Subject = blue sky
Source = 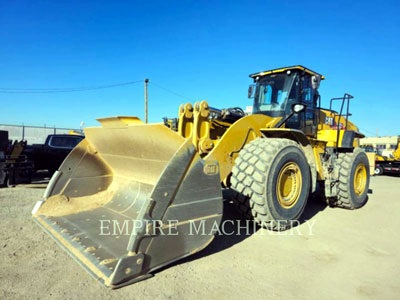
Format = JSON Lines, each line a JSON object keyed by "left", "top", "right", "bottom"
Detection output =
{"left": 0, "top": 0, "right": 399, "bottom": 136}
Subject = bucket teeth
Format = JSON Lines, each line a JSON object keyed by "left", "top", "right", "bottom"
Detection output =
{"left": 85, "top": 246, "right": 96, "bottom": 253}
{"left": 100, "top": 258, "right": 117, "bottom": 265}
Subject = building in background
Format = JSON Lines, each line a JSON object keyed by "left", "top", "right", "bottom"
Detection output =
{"left": 360, "top": 136, "right": 399, "bottom": 157}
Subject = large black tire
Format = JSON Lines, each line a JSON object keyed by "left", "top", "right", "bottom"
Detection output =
{"left": 374, "top": 165, "right": 383, "bottom": 176}
{"left": 0, "top": 174, "right": 7, "bottom": 188}
{"left": 230, "top": 138, "right": 310, "bottom": 230}
{"left": 333, "top": 148, "right": 370, "bottom": 209}
{"left": 1, "top": 174, "right": 11, "bottom": 188}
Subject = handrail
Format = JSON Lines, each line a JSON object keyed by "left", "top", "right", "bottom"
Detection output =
{"left": 330, "top": 93, "right": 354, "bottom": 151}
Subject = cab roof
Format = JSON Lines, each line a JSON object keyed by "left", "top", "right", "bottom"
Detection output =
{"left": 249, "top": 65, "right": 325, "bottom": 80}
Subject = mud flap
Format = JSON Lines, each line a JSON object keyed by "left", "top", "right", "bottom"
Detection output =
{"left": 33, "top": 119, "right": 223, "bottom": 288}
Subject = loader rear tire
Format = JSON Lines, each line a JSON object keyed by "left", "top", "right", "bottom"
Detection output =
{"left": 333, "top": 148, "right": 370, "bottom": 209}
{"left": 230, "top": 138, "right": 310, "bottom": 231}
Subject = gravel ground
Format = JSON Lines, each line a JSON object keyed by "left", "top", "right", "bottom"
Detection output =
{"left": 1, "top": 175, "right": 399, "bottom": 300}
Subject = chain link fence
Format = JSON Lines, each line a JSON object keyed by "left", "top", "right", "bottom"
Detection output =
{"left": 0, "top": 124, "right": 82, "bottom": 145}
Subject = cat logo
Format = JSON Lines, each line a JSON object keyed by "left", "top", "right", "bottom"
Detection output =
{"left": 325, "top": 117, "right": 334, "bottom": 127}
{"left": 203, "top": 162, "right": 219, "bottom": 175}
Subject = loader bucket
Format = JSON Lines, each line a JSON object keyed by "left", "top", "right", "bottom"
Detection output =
{"left": 32, "top": 117, "right": 223, "bottom": 288}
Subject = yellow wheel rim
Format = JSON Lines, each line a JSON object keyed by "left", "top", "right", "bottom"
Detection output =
{"left": 276, "top": 162, "right": 302, "bottom": 209}
{"left": 354, "top": 163, "right": 367, "bottom": 196}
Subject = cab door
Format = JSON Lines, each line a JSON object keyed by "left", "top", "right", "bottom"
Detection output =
{"left": 301, "top": 76, "right": 317, "bottom": 136}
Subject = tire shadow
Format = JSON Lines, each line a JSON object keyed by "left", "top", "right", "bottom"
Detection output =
{"left": 298, "top": 192, "right": 328, "bottom": 224}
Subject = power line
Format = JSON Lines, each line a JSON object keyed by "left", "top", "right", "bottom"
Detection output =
{"left": 0, "top": 80, "right": 142, "bottom": 93}
{"left": 0, "top": 78, "right": 194, "bottom": 104}
{"left": 358, "top": 126, "right": 378, "bottom": 137}
{"left": 149, "top": 81, "right": 193, "bottom": 101}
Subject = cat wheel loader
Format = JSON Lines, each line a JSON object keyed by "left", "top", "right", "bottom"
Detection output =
{"left": 32, "top": 66, "right": 370, "bottom": 288}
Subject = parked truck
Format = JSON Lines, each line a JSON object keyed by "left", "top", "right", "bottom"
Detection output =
{"left": 25, "top": 134, "right": 84, "bottom": 174}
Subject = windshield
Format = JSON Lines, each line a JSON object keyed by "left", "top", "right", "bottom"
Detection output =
{"left": 49, "top": 136, "right": 83, "bottom": 149}
{"left": 253, "top": 73, "right": 297, "bottom": 114}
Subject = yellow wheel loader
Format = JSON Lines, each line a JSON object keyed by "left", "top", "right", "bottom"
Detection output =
{"left": 32, "top": 66, "right": 370, "bottom": 288}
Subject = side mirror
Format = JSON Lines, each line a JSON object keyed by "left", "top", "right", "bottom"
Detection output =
{"left": 248, "top": 84, "right": 255, "bottom": 98}
{"left": 311, "top": 75, "right": 320, "bottom": 90}
{"left": 292, "top": 103, "right": 306, "bottom": 113}
{"left": 275, "top": 103, "right": 306, "bottom": 128}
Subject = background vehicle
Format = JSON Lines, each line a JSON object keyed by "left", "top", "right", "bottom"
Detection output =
{"left": 0, "top": 130, "right": 34, "bottom": 187}
{"left": 33, "top": 66, "right": 370, "bottom": 288}
{"left": 374, "top": 138, "right": 400, "bottom": 175}
{"left": 25, "top": 134, "right": 84, "bottom": 174}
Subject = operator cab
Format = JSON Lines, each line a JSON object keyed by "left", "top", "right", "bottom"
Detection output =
{"left": 249, "top": 66, "right": 325, "bottom": 136}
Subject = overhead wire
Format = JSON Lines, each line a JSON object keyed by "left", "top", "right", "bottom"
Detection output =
{"left": 149, "top": 81, "right": 193, "bottom": 101}
{"left": 0, "top": 80, "right": 143, "bottom": 93}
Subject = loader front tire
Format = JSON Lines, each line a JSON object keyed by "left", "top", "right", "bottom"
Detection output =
{"left": 333, "top": 149, "right": 370, "bottom": 209}
{"left": 230, "top": 138, "right": 310, "bottom": 231}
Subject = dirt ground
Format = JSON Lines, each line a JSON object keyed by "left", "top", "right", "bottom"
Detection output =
{"left": 1, "top": 175, "right": 399, "bottom": 300}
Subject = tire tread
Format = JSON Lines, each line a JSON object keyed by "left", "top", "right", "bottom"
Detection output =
{"left": 230, "top": 138, "right": 302, "bottom": 230}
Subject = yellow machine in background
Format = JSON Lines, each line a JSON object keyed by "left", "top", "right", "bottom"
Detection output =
{"left": 374, "top": 138, "right": 400, "bottom": 175}
{"left": 375, "top": 138, "right": 400, "bottom": 161}
{"left": 33, "top": 66, "right": 370, "bottom": 288}
{"left": 0, "top": 138, "right": 34, "bottom": 187}
{"left": 68, "top": 129, "right": 84, "bottom": 136}
{"left": 391, "top": 141, "right": 400, "bottom": 160}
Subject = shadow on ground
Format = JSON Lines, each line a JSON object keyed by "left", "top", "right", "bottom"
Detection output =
{"left": 300, "top": 193, "right": 327, "bottom": 223}
{"left": 11, "top": 172, "right": 50, "bottom": 189}
{"left": 155, "top": 192, "right": 327, "bottom": 273}
{"left": 382, "top": 174, "right": 400, "bottom": 178}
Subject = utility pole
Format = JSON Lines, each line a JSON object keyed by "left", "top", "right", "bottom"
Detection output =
{"left": 144, "top": 78, "right": 149, "bottom": 123}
